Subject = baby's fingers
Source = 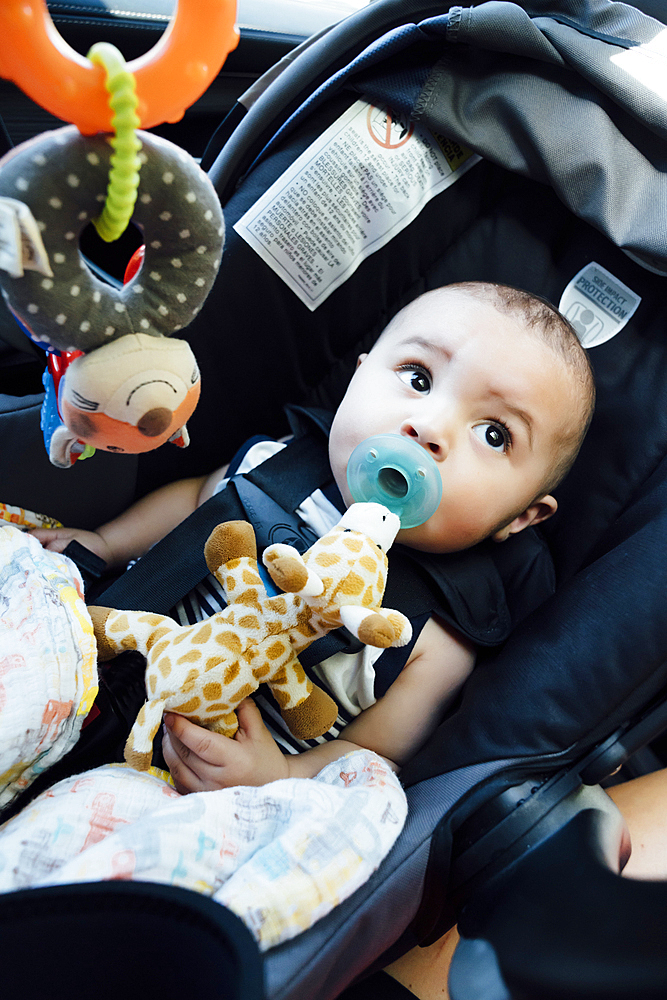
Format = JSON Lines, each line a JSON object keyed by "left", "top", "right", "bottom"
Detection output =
{"left": 161, "top": 730, "right": 205, "bottom": 794}
{"left": 163, "top": 713, "right": 234, "bottom": 766}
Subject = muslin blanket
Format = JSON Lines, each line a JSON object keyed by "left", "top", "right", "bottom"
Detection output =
{"left": 0, "top": 523, "right": 407, "bottom": 950}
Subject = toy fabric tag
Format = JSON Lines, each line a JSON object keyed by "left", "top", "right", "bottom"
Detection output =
{"left": 234, "top": 101, "right": 481, "bottom": 311}
{"left": 559, "top": 262, "right": 641, "bottom": 348}
{"left": 0, "top": 197, "right": 52, "bottom": 278}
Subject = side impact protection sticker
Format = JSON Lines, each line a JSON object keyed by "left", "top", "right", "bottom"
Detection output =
{"left": 559, "top": 262, "right": 641, "bottom": 347}
{"left": 234, "top": 100, "right": 480, "bottom": 310}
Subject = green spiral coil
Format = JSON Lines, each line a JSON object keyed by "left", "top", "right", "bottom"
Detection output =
{"left": 88, "top": 42, "right": 142, "bottom": 243}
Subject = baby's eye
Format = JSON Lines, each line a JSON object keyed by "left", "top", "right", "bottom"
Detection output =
{"left": 473, "top": 422, "right": 511, "bottom": 452}
{"left": 397, "top": 365, "right": 431, "bottom": 393}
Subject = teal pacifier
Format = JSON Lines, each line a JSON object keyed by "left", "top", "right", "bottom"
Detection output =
{"left": 346, "top": 434, "right": 442, "bottom": 529}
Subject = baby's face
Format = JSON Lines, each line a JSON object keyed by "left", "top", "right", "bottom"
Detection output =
{"left": 329, "top": 289, "right": 581, "bottom": 553}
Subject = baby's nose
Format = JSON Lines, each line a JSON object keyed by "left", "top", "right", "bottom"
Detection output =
{"left": 399, "top": 419, "right": 448, "bottom": 459}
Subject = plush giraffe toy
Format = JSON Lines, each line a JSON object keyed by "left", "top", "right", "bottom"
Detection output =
{"left": 89, "top": 502, "right": 412, "bottom": 771}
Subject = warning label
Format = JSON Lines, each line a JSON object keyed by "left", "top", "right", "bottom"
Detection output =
{"left": 559, "top": 262, "right": 641, "bottom": 348}
{"left": 234, "top": 101, "right": 481, "bottom": 310}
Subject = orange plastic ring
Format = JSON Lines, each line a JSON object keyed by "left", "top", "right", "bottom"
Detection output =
{"left": 0, "top": 0, "right": 239, "bottom": 134}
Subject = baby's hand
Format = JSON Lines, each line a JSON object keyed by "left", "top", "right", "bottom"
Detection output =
{"left": 29, "top": 526, "right": 112, "bottom": 564}
{"left": 162, "top": 699, "right": 290, "bottom": 794}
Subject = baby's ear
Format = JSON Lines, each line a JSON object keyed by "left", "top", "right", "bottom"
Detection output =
{"left": 492, "top": 495, "right": 558, "bottom": 543}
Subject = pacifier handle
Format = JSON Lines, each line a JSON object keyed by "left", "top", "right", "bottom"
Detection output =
{"left": 0, "top": 0, "right": 239, "bottom": 134}
{"left": 346, "top": 434, "right": 443, "bottom": 529}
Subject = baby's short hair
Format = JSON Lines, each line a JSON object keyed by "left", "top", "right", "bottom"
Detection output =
{"left": 442, "top": 281, "right": 596, "bottom": 495}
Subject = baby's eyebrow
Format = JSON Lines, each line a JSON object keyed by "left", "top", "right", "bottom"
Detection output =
{"left": 396, "top": 335, "right": 452, "bottom": 360}
{"left": 488, "top": 390, "right": 534, "bottom": 447}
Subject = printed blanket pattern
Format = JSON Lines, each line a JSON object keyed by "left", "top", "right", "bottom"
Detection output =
{"left": 0, "top": 751, "right": 407, "bottom": 950}
{"left": 0, "top": 525, "right": 97, "bottom": 807}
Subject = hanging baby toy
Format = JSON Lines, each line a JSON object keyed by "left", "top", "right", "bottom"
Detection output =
{"left": 0, "top": 0, "right": 238, "bottom": 466}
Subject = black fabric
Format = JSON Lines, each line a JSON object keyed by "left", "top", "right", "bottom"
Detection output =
{"left": 1, "top": 882, "right": 265, "bottom": 1000}
{"left": 338, "top": 970, "right": 419, "bottom": 999}
{"left": 452, "top": 809, "right": 667, "bottom": 1000}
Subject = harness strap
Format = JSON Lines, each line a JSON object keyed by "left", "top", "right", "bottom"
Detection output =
{"left": 94, "top": 433, "right": 332, "bottom": 613}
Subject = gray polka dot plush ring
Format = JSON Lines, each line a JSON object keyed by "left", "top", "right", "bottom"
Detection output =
{"left": 0, "top": 125, "right": 225, "bottom": 466}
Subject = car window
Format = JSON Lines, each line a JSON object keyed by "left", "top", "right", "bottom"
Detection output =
{"left": 237, "top": 0, "right": 372, "bottom": 35}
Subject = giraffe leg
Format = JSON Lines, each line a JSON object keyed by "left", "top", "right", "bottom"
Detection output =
{"left": 210, "top": 555, "right": 268, "bottom": 607}
{"left": 124, "top": 698, "right": 165, "bottom": 771}
{"left": 268, "top": 655, "right": 339, "bottom": 740}
{"left": 89, "top": 607, "right": 177, "bottom": 661}
{"left": 280, "top": 682, "right": 339, "bottom": 740}
{"left": 204, "top": 521, "right": 257, "bottom": 574}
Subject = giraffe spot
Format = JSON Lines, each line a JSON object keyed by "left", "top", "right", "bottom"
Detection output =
{"left": 191, "top": 622, "right": 212, "bottom": 644}
{"left": 224, "top": 662, "right": 240, "bottom": 684}
{"left": 182, "top": 668, "right": 201, "bottom": 692}
{"left": 360, "top": 555, "right": 378, "bottom": 574}
{"left": 253, "top": 664, "right": 270, "bottom": 679}
{"left": 236, "top": 590, "right": 262, "bottom": 612}
{"left": 266, "top": 620, "right": 285, "bottom": 636}
{"left": 208, "top": 710, "right": 237, "bottom": 727}
{"left": 230, "top": 683, "right": 254, "bottom": 704}
{"left": 239, "top": 615, "right": 260, "bottom": 630}
{"left": 120, "top": 636, "right": 138, "bottom": 651}
{"left": 315, "top": 552, "right": 341, "bottom": 567}
{"left": 363, "top": 585, "right": 376, "bottom": 608}
{"left": 296, "top": 620, "right": 318, "bottom": 639}
{"left": 157, "top": 658, "right": 172, "bottom": 678}
{"left": 109, "top": 614, "right": 130, "bottom": 633}
{"left": 320, "top": 577, "right": 334, "bottom": 592}
{"left": 177, "top": 650, "right": 202, "bottom": 665}
{"left": 267, "top": 596, "right": 287, "bottom": 615}
{"left": 266, "top": 641, "right": 287, "bottom": 660}
{"left": 170, "top": 696, "right": 201, "bottom": 714}
{"left": 173, "top": 632, "right": 189, "bottom": 645}
{"left": 297, "top": 607, "right": 313, "bottom": 628}
{"left": 226, "top": 577, "right": 236, "bottom": 591}
{"left": 343, "top": 537, "right": 364, "bottom": 553}
{"left": 149, "top": 675, "right": 157, "bottom": 694}
{"left": 152, "top": 639, "right": 171, "bottom": 660}
{"left": 216, "top": 632, "right": 242, "bottom": 654}
{"left": 340, "top": 571, "right": 365, "bottom": 597}
{"left": 242, "top": 568, "right": 262, "bottom": 586}
{"left": 203, "top": 682, "right": 222, "bottom": 700}
{"left": 317, "top": 535, "right": 338, "bottom": 546}
{"left": 293, "top": 662, "right": 306, "bottom": 685}
{"left": 272, "top": 687, "right": 290, "bottom": 708}
{"left": 146, "top": 627, "right": 172, "bottom": 650}
{"left": 271, "top": 667, "right": 287, "bottom": 686}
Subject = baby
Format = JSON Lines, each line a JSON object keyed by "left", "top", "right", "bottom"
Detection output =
{"left": 32, "top": 282, "right": 595, "bottom": 793}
